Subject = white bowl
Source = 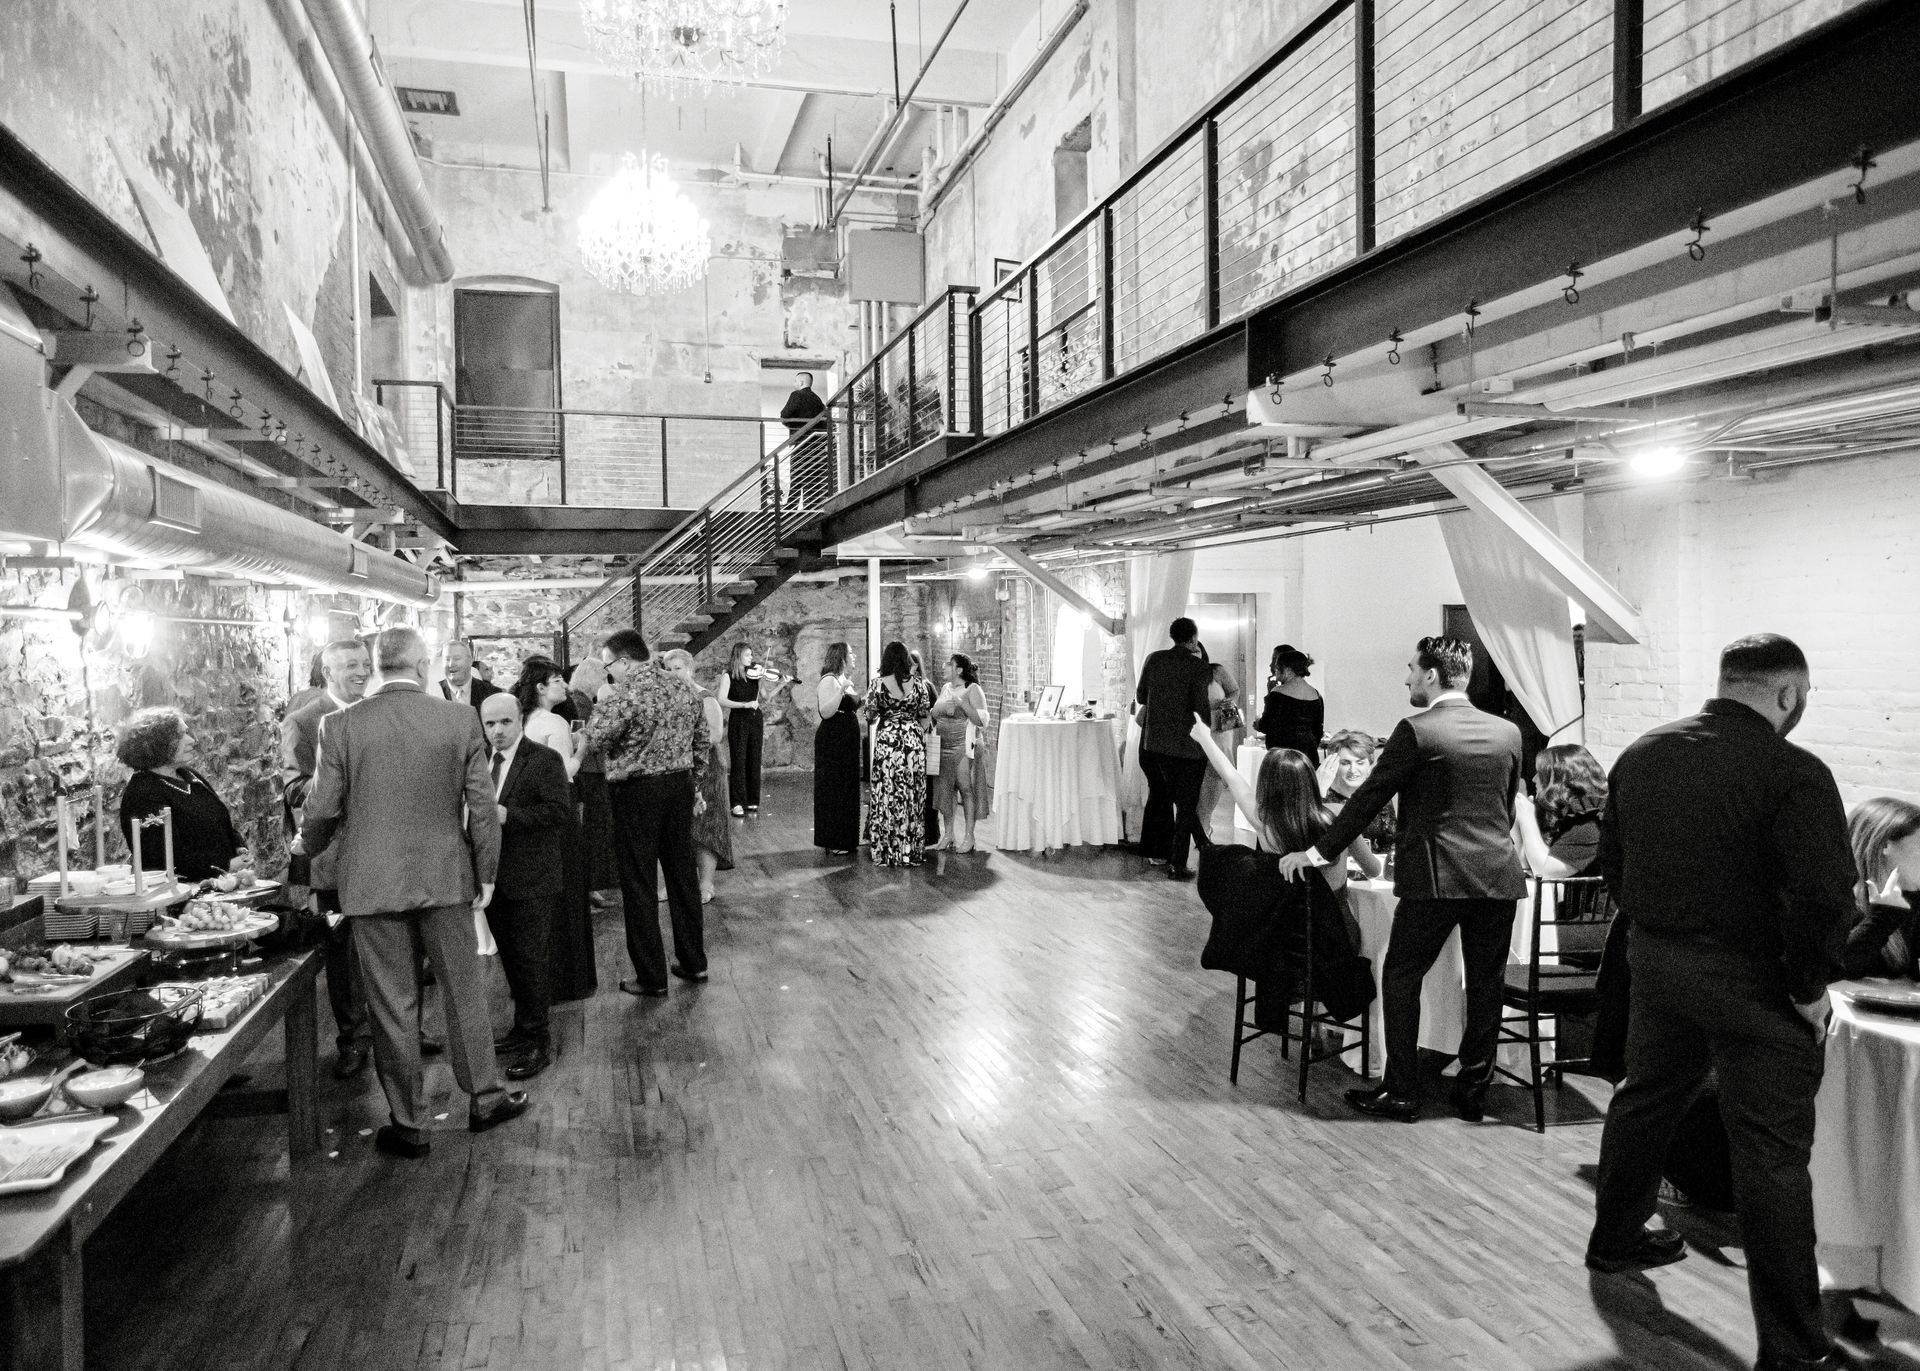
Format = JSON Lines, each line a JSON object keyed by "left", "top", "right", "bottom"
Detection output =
{"left": 64, "top": 1066, "right": 145, "bottom": 1109}
{"left": 66, "top": 872, "right": 106, "bottom": 896}
{"left": 0, "top": 1076, "right": 54, "bottom": 1121}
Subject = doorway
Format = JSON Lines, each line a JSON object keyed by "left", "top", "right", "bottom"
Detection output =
{"left": 453, "top": 283, "right": 563, "bottom": 493}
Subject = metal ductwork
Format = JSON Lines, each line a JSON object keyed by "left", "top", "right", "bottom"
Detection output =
{"left": 301, "top": 0, "right": 455, "bottom": 284}
{"left": 0, "top": 289, "right": 435, "bottom": 605}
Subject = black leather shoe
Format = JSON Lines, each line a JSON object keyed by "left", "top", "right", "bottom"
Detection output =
{"left": 504, "top": 1046, "right": 551, "bottom": 1080}
{"left": 1586, "top": 1227, "right": 1687, "bottom": 1273}
{"left": 1346, "top": 1086, "right": 1420, "bottom": 1122}
{"left": 421, "top": 1037, "right": 445, "bottom": 1058}
{"left": 332, "top": 1046, "right": 370, "bottom": 1080}
{"left": 670, "top": 963, "right": 709, "bottom": 983}
{"left": 1167, "top": 865, "right": 1195, "bottom": 881}
{"left": 468, "top": 1090, "right": 531, "bottom": 1133}
{"left": 620, "top": 979, "right": 669, "bottom": 997}
{"left": 374, "top": 1124, "right": 430, "bottom": 1159}
{"left": 1448, "top": 1076, "right": 1491, "bottom": 1123}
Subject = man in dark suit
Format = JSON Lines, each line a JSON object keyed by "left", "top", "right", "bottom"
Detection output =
{"left": 478, "top": 692, "right": 570, "bottom": 1080}
{"left": 1134, "top": 617, "right": 1218, "bottom": 881}
{"left": 780, "top": 371, "right": 831, "bottom": 507}
{"left": 298, "top": 626, "right": 528, "bottom": 1159}
{"left": 438, "top": 638, "right": 500, "bottom": 712}
{"left": 1585, "top": 635, "right": 1855, "bottom": 1371}
{"left": 280, "top": 637, "right": 373, "bottom": 1078}
{"left": 1279, "top": 636, "right": 1526, "bottom": 1122}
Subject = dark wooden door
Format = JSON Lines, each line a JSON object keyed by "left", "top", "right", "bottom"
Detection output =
{"left": 454, "top": 288, "right": 562, "bottom": 464}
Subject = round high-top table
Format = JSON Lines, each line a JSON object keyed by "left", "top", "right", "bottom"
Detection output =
{"left": 1812, "top": 981, "right": 1920, "bottom": 1309}
{"left": 988, "top": 715, "right": 1122, "bottom": 853}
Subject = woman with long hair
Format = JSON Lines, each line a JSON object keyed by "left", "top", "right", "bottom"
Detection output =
{"left": 1513, "top": 743, "right": 1608, "bottom": 879}
{"left": 813, "top": 641, "right": 863, "bottom": 856}
{"left": 1843, "top": 797, "right": 1920, "bottom": 979}
{"left": 1255, "top": 645, "right": 1324, "bottom": 762}
{"left": 509, "top": 659, "right": 597, "bottom": 1001}
{"left": 721, "top": 642, "right": 784, "bottom": 816}
{"left": 867, "top": 640, "right": 933, "bottom": 866}
{"left": 663, "top": 649, "right": 734, "bottom": 903}
{"left": 1189, "top": 718, "right": 1379, "bottom": 888}
{"left": 929, "top": 653, "right": 989, "bottom": 852}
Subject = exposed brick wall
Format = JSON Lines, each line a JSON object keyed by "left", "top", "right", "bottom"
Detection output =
{"left": 1584, "top": 450, "right": 1920, "bottom": 805}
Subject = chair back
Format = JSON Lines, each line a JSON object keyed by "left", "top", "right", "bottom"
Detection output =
{"left": 1528, "top": 876, "right": 1616, "bottom": 994}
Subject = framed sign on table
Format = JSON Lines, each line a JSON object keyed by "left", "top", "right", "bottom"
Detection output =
{"left": 1035, "top": 685, "right": 1064, "bottom": 719}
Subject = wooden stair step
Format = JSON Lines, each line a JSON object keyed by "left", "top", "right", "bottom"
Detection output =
{"left": 721, "top": 582, "right": 755, "bottom": 596}
{"left": 744, "top": 565, "right": 777, "bottom": 578}
{"left": 699, "top": 600, "right": 735, "bottom": 616}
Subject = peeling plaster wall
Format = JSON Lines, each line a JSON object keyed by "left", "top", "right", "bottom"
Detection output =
{"left": 0, "top": 0, "right": 404, "bottom": 406}
{"left": 409, "top": 165, "right": 857, "bottom": 507}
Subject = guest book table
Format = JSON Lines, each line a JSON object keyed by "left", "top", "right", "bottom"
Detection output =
{"left": 989, "top": 716, "right": 1123, "bottom": 853}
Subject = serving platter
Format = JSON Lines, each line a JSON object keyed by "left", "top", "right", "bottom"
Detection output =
{"left": 142, "top": 911, "right": 279, "bottom": 951}
{"left": 0, "top": 1112, "right": 117, "bottom": 1195}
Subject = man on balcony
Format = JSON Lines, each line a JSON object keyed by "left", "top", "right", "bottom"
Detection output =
{"left": 781, "top": 372, "right": 831, "bottom": 509}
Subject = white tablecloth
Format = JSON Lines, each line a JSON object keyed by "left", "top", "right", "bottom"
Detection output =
{"left": 988, "top": 716, "right": 1123, "bottom": 853}
{"left": 1813, "top": 982, "right": 1920, "bottom": 1308}
{"left": 1342, "top": 880, "right": 1532, "bottom": 1078}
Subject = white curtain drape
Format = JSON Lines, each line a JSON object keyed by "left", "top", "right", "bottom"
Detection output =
{"left": 1438, "top": 511, "right": 1585, "bottom": 744}
{"left": 1121, "top": 551, "right": 1193, "bottom": 836}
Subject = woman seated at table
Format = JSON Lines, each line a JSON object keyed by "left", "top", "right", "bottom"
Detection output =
{"left": 1316, "top": 728, "right": 1395, "bottom": 852}
{"left": 1843, "top": 796, "right": 1920, "bottom": 980}
{"left": 116, "top": 706, "right": 242, "bottom": 881}
{"left": 1511, "top": 743, "right": 1608, "bottom": 879}
{"left": 1189, "top": 718, "right": 1379, "bottom": 889}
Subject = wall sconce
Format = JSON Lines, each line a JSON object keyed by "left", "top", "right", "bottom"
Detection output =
{"left": 117, "top": 609, "right": 157, "bottom": 659}
{"left": 307, "top": 610, "right": 333, "bottom": 644}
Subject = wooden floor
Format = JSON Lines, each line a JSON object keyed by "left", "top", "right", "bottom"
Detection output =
{"left": 85, "top": 774, "right": 1920, "bottom": 1370}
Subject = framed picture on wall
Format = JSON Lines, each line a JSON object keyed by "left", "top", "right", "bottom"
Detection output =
{"left": 993, "top": 257, "right": 1023, "bottom": 302}
{"left": 1035, "top": 684, "right": 1065, "bottom": 719}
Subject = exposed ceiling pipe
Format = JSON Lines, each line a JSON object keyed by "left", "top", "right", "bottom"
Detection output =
{"left": 303, "top": 0, "right": 456, "bottom": 282}
{"left": 921, "top": 0, "right": 1092, "bottom": 218}
{"left": 829, "top": 0, "right": 974, "bottom": 227}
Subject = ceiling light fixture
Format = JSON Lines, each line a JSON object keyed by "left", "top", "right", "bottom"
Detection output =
{"left": 1629, "top": 445, "right": 1688, "bottom": 478}
{"left": 579, "top": 0, "right": 788, "bottom": 95}
{"left": 578, "top": 151, "right": 711, "bottom": 296}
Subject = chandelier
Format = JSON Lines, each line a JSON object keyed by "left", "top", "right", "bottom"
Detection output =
{"left": 579, "top": 0, "right": 789, "bottom": 94}
{"left": 578, "top": 152, "right": 711, "bottom": 296}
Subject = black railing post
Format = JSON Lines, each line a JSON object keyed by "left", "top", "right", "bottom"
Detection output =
{"left": 945, "top": 291, "right": 958, "bottom": 430}
{"left": 435, "top": 386, "right": 447, "bottom": 491}
{"left": 1100, "top": 206, "right": 1116, "bottom": 380}
{"left": 1613, "top": 0, "right": 1645, "bottom": 130}
{"left": 631, "top": 575, "right": 644, "bottom": 636}
{"left": 870, "top": 362, "right": 883, "bottom": 476}
{"left": 970, "top": 301, "right": 984, "bottom": 435}
{"left": 701, "top": 510, "right": 713, "bottom": 605}
{"left": 1204, "top": 118, "right": 1221, "bottom": 328}
{"left": 906, "top": 320, "right": 919, "bottom": 447}
{"left": 558, "top": 411, "right": 569, "bottom": 505}
{"left": 659, "top": 416, "right": 670, "bottom": 506}
{"left": 1354, "top": 0, "right": 1377, "bottom": 253}
{"left": 1025, "top": 267, "right": 1040, "bottom": 418}
{"left": 772, "top": 443, "right": 785, "bottom": 543}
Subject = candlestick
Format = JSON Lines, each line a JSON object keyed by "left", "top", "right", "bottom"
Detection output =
{"left": 132, "top": 817, "right": 144, "bottom": 896}
{"left": 162, "top": 811, "right": 175, "bottom": 893}
{"left": 57, "top": 796, "right": 70, "bottom": 897}
{"left": 92, "top": 784, "right": 105, "bottom": 869}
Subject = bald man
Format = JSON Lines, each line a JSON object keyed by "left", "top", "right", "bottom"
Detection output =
{"left": 479, "top": 692, "right": 570, "bottom": 1079}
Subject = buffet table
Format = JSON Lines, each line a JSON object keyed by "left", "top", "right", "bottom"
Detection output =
{"left": 0, "top": 946, "right": 321, "bottom": 1371}
{"left": 1812, "top": 982, "right": 1920, "bottom": 1310}
{"left": 988, "top": 716, "right": 1123, "bottom": 853}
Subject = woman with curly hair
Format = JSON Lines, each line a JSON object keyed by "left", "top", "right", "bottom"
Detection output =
{"left": 116, "top": 706, "right": 243, "bottom": 881}
{"left": 1513, "top": 743, "right": 1608, "bottom": 879}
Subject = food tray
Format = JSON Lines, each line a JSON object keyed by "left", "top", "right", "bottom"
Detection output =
{"left": 1847, "top": 984, "right": 1920, "bottom": 1021}
{"left": 0, "top": 948, "right": 149, "bottom": 1029}
{"left": 142, "top": 911, "right": 278, "bottom": 951}
{"left": 0, "top": 1112, "right": 118, "bottom": 1195}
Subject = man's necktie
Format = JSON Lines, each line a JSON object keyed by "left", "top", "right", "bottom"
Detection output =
{"left": 490, "top": 751, "right": 503, "bottom": 794}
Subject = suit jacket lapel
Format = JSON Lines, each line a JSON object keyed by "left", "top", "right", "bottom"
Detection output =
{"left": 499, "top": 747, "right": 527, "bottom": 805}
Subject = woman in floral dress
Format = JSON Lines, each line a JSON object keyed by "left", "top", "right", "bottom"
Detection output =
{"left": 867, "top": 640, "right": 932, "bottom": 866}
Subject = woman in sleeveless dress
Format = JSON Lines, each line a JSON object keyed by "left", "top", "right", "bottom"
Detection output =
{"left": 663, "top": 650, "right": 734, "bottom": 903}
{"left": 813, "top": 641, "right": 863, "bottom": 856}
{"left": 867, "top": 641, "right": 932, "bottom": 866}
{"left": 511, "top": 661, "right": 597, "bottom": 1002}
{"left": 929, "top": 653, "right": 989, "bottom": 853}
{"left": 1256, "top": 644, "right": 1324, "bottom": 762}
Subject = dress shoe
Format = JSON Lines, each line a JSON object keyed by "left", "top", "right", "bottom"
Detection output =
{"left": 619, "top": 979, "right": 669, "bottom": 997}
{"left": 504, "top": 1045, "right": 551, "bottom": 1080}
{"left": 1448, "top": 1075, "right": 1491, "bottom": 1123}
{"left": 1146, "top": 857, "right": 1168, "bottom": 867}
{"left": 421, "top": 1036, "right": 445, "bottom": 1058}
{"left": 670, "top": 963, "right": 709, "bottom": 984}
{"left": 1345, "top": 1085, "right": 1420, "bottom": 1122}
{"left": 332, "top": 1045, "right": 370, "bottom": 1080}
{"left": 1167, "top": 865, "right": 1194, "bottom": 881}
{"left": 374, "top": 1124, "right": 430, "bottom": 1159}
{"left": 732, "top": 804, "right": 746, "bottom": 816}
{"left": 955, "top": 832, "right": 975, "bottom": 854}
{"left": 468, "top": 1090, "right": 531, "bottom": 1133}
{"left": 1585, "top": 1227, "right": 1688, "bottom": 1273}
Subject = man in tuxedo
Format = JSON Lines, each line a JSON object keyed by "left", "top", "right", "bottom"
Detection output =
{"left": 298, "top": 626, "right": 528, "bottom": 1158}
{"left": 478, "top": 693, "right": 570, "bottom": 1080}
{"left": 439, "top": 638, "right": 500, "bottom": 712}
{"left": 1279, "top": 636, "right": 1526, "bottom": 1122}
{"left": 1585, "top": 635, "right": 1855, "bottom": 1371}
{"left": 780, "top": 371, "right": 831, "bottom": 506}
{"left": 280, "top": 637, "right": 373, "bottom": 1078}
{"left": 1134, "top": 617, "right": 1214, "bottom": 880}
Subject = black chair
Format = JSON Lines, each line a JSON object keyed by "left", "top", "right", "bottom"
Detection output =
{"left": 1229, "top": 916, "right": 1371, "bottom": 1105}
{"left": 1493, "top": 876, "right": 1615, "bottom": 1131}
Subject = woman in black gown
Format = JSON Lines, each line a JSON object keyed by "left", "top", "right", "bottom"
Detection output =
{"left": 1256, "top": 644, "right": 1325, "bottom": 762}
{"left": 812, "top": 642, "right": 863, "bottom": 855}
{"left": 116, "top": 708, "right": 243, "bottom": 880}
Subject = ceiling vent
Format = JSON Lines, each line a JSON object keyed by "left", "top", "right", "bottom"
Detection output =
{"left": 395, "top": 87, "right": 459, "bottom": 116}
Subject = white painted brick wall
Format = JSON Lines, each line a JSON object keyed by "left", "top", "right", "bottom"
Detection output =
{"left": 1585, "top": 449, "right": 1920, "bottom": 805}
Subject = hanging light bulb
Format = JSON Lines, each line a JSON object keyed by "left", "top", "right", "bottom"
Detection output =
{"left": 1629, "top": 446, "right": 1688, "bottom": 478}
{"left": 580, "top": 0, "right": 788, "bottom": 96}
{"left": 578, "top": 151, "right": 711, "bottom": 296}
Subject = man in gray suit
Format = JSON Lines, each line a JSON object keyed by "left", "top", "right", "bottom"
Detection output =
{"left": 298, "top": 626, "right": 529, "bottom": 1158}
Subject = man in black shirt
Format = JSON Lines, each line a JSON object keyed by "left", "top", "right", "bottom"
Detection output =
{"left": 780, "top": 372, "right": 831, "bottom": 508}
{"left": 1586, "top": 634, "right": 1855, "bottom": 1371}
{"left": 1133, "top": 617, "right": 1213, "bottom": 880}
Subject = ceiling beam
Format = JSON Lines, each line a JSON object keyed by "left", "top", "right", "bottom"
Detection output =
{"left": 992, "top": 544, "right": 1124, "bottom": 636}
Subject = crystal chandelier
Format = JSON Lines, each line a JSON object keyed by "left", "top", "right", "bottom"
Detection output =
{"left": 580, "top": 0, "right": 789, "bottom": 94}
{"left": 577, "top": 152, "right": 711, "bottom": 296}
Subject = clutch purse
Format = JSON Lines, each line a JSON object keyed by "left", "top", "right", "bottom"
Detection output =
{"left": 1210, "top": 700, "right": 1245, "bottom": 732}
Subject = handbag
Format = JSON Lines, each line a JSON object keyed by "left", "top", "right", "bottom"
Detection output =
{"left": 924, "top": 733, "right": 942, "bottom": 776}
{"left": 1210, "top": 699, "right": 1245, "bottom": 732}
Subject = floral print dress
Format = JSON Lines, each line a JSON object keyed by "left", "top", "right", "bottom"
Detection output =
{"left": 867, "top": 676, "right": 932, "bottom": 866}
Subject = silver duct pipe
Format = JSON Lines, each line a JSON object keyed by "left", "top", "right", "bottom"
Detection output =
{"left": 302, "top": 0, "right": 456, "bottom": 283}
